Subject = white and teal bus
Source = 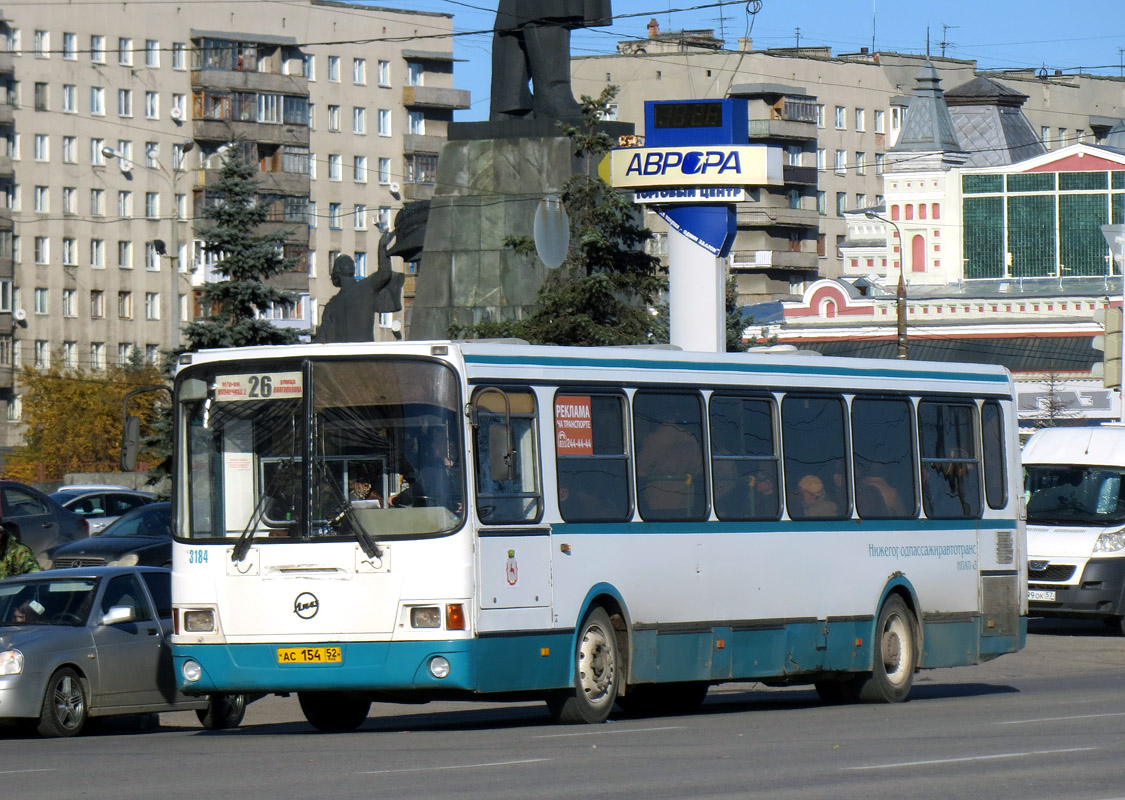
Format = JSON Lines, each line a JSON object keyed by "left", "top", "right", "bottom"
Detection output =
{"left": 170, "top": 341, "right": 1025, "bottom": 730}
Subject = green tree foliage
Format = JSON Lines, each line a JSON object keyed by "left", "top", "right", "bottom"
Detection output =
{"left": 726, "top": 277, "right": 750, "bottom": 352}
{"left": 182, "top": 147, "right": 302, "bottom": 350}
{"left": 467, "top": 86, "right": 666, "bottom": 346}
{"left": 5, "top": 358, "right": 165, "bottom": 484}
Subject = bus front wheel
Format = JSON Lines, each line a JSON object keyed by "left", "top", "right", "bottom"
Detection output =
{"left": 547, "top": 607, "right": 620, "bottom": 724}
{"left": 857, "top": 595, "right": 918, "bottom": 703}
{"left": 298, "top": 691, "right": 371, "bottom": 732}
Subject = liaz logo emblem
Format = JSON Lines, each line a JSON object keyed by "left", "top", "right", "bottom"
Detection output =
{"left": 293, "top": 592, "right": 319, "bottom": 619}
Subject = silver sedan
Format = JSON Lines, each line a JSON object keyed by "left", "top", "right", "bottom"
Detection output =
{"left": 0, "top": 566, "right": 245, "bottom": 737}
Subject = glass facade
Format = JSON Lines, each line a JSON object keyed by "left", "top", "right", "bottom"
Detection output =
{"left": 961, "top": 170, "right": 1125, "bottom": 279}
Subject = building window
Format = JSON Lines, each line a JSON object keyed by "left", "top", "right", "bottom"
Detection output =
{"left": 874, "top": 109, "right": 885, "bottom": 133}
{"left": 34, "top": 30, "right": 49, "bottom": 57}
{"left": 329, "top": 202, "right": 342, "bottom": 229}
{"left": 835, "top": 106, "right": 845, "bottom": 130}
{"left": 145, "top": 91, "right": 159, "bottom": 119}
{"left": 407, "top": 62, "right": 423, "bottom": 86}
{"left": 34, "top": 237, "right": 49, "bottom": 265}
{"left": 118, "top": 240, "right": 132, "bottom": 269}
{"left": 145, "top": 241, "right": 159, "bottom": 270}
{"left": 90, "top": 290, "right": 105, "bottom": 317}
{"left": 377, "top": 206, "right": 391, "bottom": 230}
{"left": 353, "top": 58, "right": 366, "bottom": 85}
{"left": 62, "top": 84, "right": 77, "bottom": 113}
{"left": 145, "top": 192, "right": 159, "bottom": 220}
{"left": 856, "top": 151, "right": 866, "bottom": 175}
{"left": 171, "top": 93, "right": 187, "bottom": 121}
{"left": 258, "top": 93, "right": 281, "bottom": 123}
{"left": 172, "top": 42, "right": 186, "bottom": 70}
{"left": 836, "top": 192, "right": 846, "bottom": 216}
{"left": 62, "top": 288, "right": 76, "bottom": 317}
{"left": 60, "top": 136, "right": 76, "bottom": 164}
{"left": 118, "top": 343, "right": 133, "bottom": 366}
{"left": 304, "top": 54, "right": 316, "bottom": 81}
{"left": 354, "top": 252, "right": 367, "bottom": 278}
{"left": 33, "top": 82, "right": 48, "bottom": 111}
{"left": 90, "top": 188, "right": 105, "bottom": 216}
{"left": 875, "top": 152, "right": 885, "bottom": 174}
{"left": 407, "top": 111, "right": 425, "bottom": 135}
{"left": 817, "top": 191, "right": 826, "bottom": 215}
{"left": 354, "top": 155, "right": 367, "bottom": 183}
{"left": 1041, "top": 126, "right": 1051, "bottom": 148}
{"left": 118, "top": 37, "right": 133, "bottom": 66}
{"left": 118, "top": 291, "right": 133, "bottom": 318}
{"left": 834, "top": 149, "right": 846, "bottom": 174}
{"left": 892, "top": 107, "right": 904, "bottom": 130}
{"left": 145, "top": 39, "right": 159, "bottom": 68}
{"left": 816, "top": 148, "right": 826, "bottom": 171}
{"left": 354, "top": 204, "right": 367, "bottom": 231}
{"left": 90, "top": 239, "right": 104, "bottom": 268}
{"left": 35, "top": 340, "right": 49, "bottom": 368}
{"left": 353, "top": 106, "right": 366, "bottom": 134}
{"left": 855, "top": 108, "right": 865, "bottom": 132}
{"left": 378, "top": 108, "right": 391, "bottom": 136}
{"left": 307, "top": 200, "right": 316, "bottom": 228}
{"left": 33, "top": 134, "right": 48, "bottom": 162}
{"left": 145, "top": 292, "right": 159, "bottom": 320}
{"left": 856, "top": 193, "right": 867, "bottom": 209}
{"left": 34, "top": 288, "right": 48, "bottom": 315}
{"left": 327, "top": 104, "right": 340, "bottom": 131}
{"left": 90, "top": 343, "right": 105, "bottom": 370}
{"left": 378, "top": 60, "right": 391, "bottom": 86}
{"left": 91, "top": 138, "right": 106, "bottom": 165}
{"left": 91, "top": 34, "right": 105, "bottom": 63}
{"left": 117, "top": 191, "right": 132, "bottom": 218}
{"left": 328, "top": 154, "right": 341, "bottom": 181}
{"left": 62, "top": 188, "right": 76, "bottom": 215}
{"left": 145, "top": 345, "right": 159, "bottom": 365}
{"left": 63, "top": 32, "right": 77, "bottom": 60}
{"left": 118, "top": 88, "right": 132, "bottom": 117}
{"left": 328, "top": 55, "right": 340, "bottom": 82}
{"left": 405, "top": 153, "right": 437, "bottom": 184}
{"left": 33, "top": 185, "right": 48, "bottom": 213}
{"left": 63, "top": 342, "right": 77, "bottom": 368}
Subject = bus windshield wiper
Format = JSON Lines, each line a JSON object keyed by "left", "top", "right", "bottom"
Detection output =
{"left": 232, "top": 459, "right": 296, "bottom": 563}
{"left": 328, "top": 501, "right": 382, "bottom": 560}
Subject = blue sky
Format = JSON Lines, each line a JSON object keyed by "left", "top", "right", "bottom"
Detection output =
{"left": 361, "top": 0, "right": 1125, "bottom": 120}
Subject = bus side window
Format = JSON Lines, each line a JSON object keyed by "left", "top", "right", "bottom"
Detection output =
{"left": 851, "top": 397, "right": 916, "bottom": 519}
{"left": 981, "top": 401, "right": 1007, "bottom": 510}
{"left": 709, "top": 395, "right": 780, "bottom": 521}
{"left": 633, "top": 392, "right": 707, "bottom": 521}
{"left": 919, "top": 401, "right": 981, "bottom": 519}
{"left": 781, "top": 395, "right": 849, "bottom": 521}
{"left": 555, "top": 393, "right": 632, "bottom": 522}
{"left": 472, "top": 389, "right": 541, "bottom": 524}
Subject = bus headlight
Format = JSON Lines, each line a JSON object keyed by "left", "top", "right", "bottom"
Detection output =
{"left": 411, "top": 607, "right": 441, "bottom": 628}
{"left": 182, "top": 660, "right": 202, "bottom": 683}
{"left": 0, "top": 649, "right": 23, "bottom": 675}
{"left": 1094, "top": 533, "right": 1125, "bottom": 553}
{"left": 183, "top": 609, "right": 216, "bottom": 632}
{"left": 428, "top": 656, "right": 451, "bottom": 679}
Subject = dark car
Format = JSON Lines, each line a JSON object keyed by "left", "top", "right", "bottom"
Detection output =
{"left": 49, "top": 485, "right": 155, "bottom": 535}
{"left": 0, "top": 566, "right": 245, "bottom": 737}
{"left": 1, "top": 480, "right": 88, "bottom": 568}
{"left": 50, "top": 502, "right": 171, "bottom": 570}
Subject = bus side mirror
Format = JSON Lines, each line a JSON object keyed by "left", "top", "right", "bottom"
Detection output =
{"left": 488, "top": 424, "right": 514, "bottom": 483}
{"left": 120, "top": 415, "right": 141, "bottom": 472}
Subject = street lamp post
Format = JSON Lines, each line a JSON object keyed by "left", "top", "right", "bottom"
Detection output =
{"left": 103, "top": 140, "right": 195, "bottom": 352}
{"left": 866, "top": 210, "right": 908, "bottom": 359}
{"left": 1102, "top": 224, "right": 1125, "bottom": 423}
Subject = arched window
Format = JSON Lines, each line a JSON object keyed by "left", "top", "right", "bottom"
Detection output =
{"left": 904, "top": 205, "right": 914, "bottom": 221}
{"left": 821, "top": 299, "right": 838, "bottom": 318}
{"left": 890, "top": 205, "right": 900, "bottom": 221}
{"left": 911, "top": 235, "right": 925, "bottom": 273}
{"left": 919, "top": 204, "right": 927, "bottom": 220}
{"left": 931, "top": 203, "right": 941, "bottom": 219}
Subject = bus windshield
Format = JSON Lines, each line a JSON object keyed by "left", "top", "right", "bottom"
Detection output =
{"left": 1025, "top": 465, "right": 1125, "bottom": 526}
{"left": 179, "top": 357, "right": 464, "bottom": 543}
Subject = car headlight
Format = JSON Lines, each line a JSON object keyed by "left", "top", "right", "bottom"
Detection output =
{"left": 1094, "top": 532, "right": 1125, "bottom": 553}
{"left": 0, "top": 649, "right": 24, "bottom": 675}
{"left": 108, "top": 553, "right": 140, "bottom": 567}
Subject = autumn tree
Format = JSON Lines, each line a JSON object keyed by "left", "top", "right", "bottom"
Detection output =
{"left": 463, "top": 86, "right": 666, "bottom": 346}
{"left": 4, "top": 357, "right": 165, "bottom": 484}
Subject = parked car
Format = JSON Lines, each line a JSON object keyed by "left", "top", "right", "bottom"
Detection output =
{"left": 0, "top": 566, "right": 246, "bottom": 737}
{"left": 0, "top": 480, "right": 88, "bottom": 569}
{"left": 49, "top": 485, "right": 155, "bottom": 535}
{"left": 50, "top": 503, "right": 171, "bottom": 569}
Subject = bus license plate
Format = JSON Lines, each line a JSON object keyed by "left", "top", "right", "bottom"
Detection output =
{"left": 277, "top": 646, "right": 342, "bottom": 664}
{"left": 1028, "top": 589, "right": 1056, "bottom": 602}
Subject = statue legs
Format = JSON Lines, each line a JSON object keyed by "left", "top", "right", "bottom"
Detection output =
{"left": 489, "top": 23, "right": 582, "bottom": 121}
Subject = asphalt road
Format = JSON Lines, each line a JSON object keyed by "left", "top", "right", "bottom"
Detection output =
{"left": 4, "top": 618, "right": 1125, "bottom": 800}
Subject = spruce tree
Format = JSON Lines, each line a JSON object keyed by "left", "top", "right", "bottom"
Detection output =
{"left": 466, "top": 86, "right": 666, "bottom": 346}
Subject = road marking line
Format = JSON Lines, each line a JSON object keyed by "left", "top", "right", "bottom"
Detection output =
{"left": 0, "top": 770, "right": 56, "bottom": 775}
{"left": 845, "top": 747, "right": 1095, "bottom": 771}
{"left": 534, "top": 725, "right": 684, "bottom": 739}
{"left": 360, "top": 758, "right": 549, "bottom": 775}
{"left": 999, "top": 712, "right": 1125, "bottom": 724}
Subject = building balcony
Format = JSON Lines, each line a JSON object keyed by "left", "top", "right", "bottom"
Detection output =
{"left": 402, "top": 85, "right": 471, "bottom": 111}
{"left": 0, "top": 155, "right": 13, "bottom": 179}
{"left": 402, "top": 182, "right": 435, "bottom": 202}
{"left": 269, "top": 270, "right": 312, "bottom": 293}
{"left": 0, "top": 103, "right": 14, "bottom": 126}
{"left": 746, "top": 118, "right": 817, "bottom": 142}
{"left": 0, "top": 52, "right": 13, "bottom": 77}
{"left": 737, "top": 205, "right": 821, "bottom": 229}
{"left": 0, "top": 255, "right": 12, "bottom": 281}
{"left": 783, "top": 165, "right": 818, "bottom": 186}
{"left": 729, "top": 248, "right": 819, "bottom": 271}
{"left": 191, "top": 69, "right": 308, "bottom": 96}
{"left": 192, "top": 119, "right": 309, "bottom": 147}
{"left": 402, "top": 133, "right": 444, "bottom": 154}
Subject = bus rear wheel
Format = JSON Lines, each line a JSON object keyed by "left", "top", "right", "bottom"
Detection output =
{"left": 547, "top": 607, "right": 620, "bottom": 724}
{"left": 857, "top": 595, "right": 918, "bottom": 703}
{"left": 298, "top": 691, "right": 371, "bottom": 732}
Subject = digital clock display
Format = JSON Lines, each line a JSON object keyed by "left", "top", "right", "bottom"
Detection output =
{"left": 652, "top": 102, "right": 724, "bottom": 129}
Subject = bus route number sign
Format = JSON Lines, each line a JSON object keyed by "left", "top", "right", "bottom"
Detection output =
{"left": 215, "top": 372, "right": 303, "bottom": 402}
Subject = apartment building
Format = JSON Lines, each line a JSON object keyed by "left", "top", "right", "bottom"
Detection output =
{"left": 0, "top": 0, "right": 467, "bottom": 449}
{"left": 571, "top": 24, "right": 1125, "bottom": 305}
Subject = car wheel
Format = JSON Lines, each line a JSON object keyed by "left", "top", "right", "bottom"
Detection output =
{"left": 38, "top": 667, "right": 89, "bottom": 738}
{"left": 196, "top": 693, "right": 247, "bottom": 730}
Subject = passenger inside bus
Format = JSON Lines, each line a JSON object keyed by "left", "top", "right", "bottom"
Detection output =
{"left": 796, "top": 474, "right": 838, "bottom": 518}
{"left": 636, "top": 420, "right": 705, "bottom": 518}
{"left": 391, "top": 428, "right": 463, "bottom": 514}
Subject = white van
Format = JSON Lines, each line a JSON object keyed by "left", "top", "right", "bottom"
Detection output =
{"left": 1024, "top": 425, "right": 1125, "bottom": 633}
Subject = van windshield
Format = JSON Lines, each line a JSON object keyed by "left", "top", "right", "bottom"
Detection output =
{"left": 1025, "top": 465, "right": 1125, "bottom": 526}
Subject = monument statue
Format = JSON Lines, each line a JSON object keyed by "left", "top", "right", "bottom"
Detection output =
{"left": 315, "top": 232, "right": 405, "bottom": 343}
{"left": 490, "top": 0, "right": 613, "bottom": 121}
